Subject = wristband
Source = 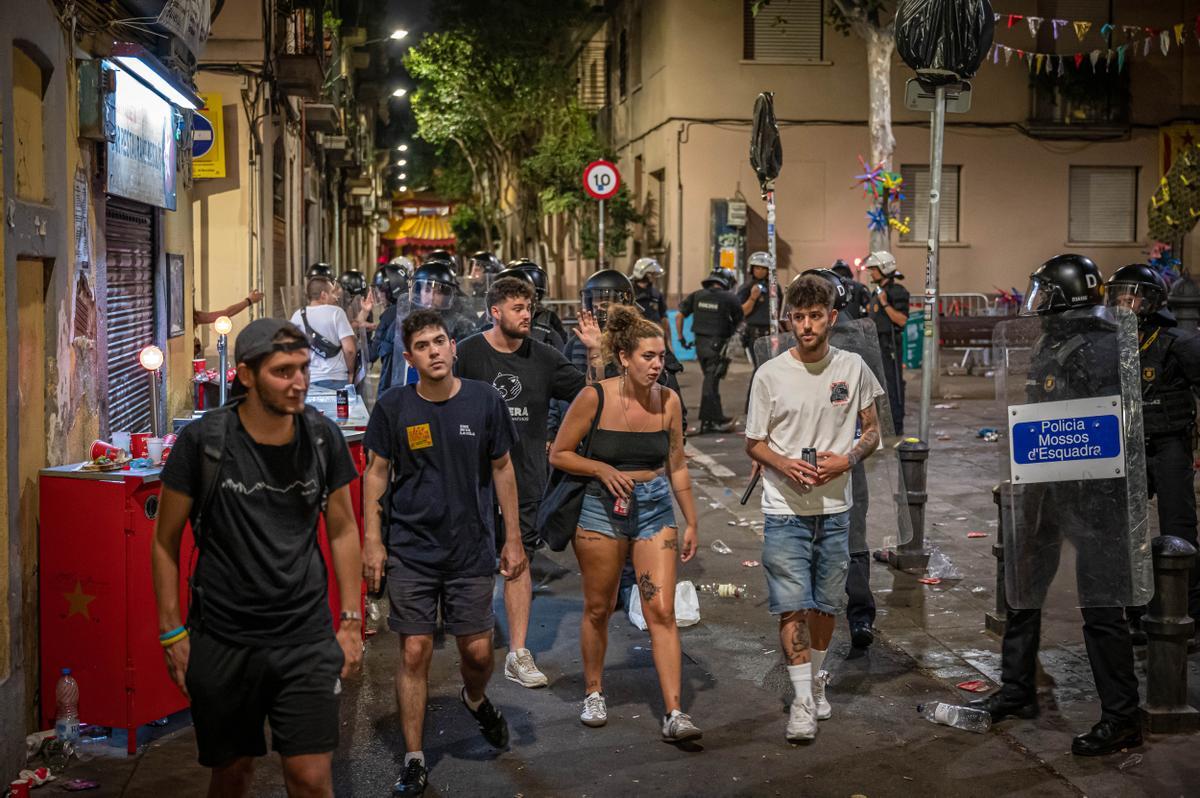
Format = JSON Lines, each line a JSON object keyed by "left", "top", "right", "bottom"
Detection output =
{"left": 339, "top": 611, "right": 362, "bottom": 623}
{"left": 159, "top": 625, "right": 186, "bottom": 642}
{"left": 160, "top": 629, "right": 188, "bottom": 648}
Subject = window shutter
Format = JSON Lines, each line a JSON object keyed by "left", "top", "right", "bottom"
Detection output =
{"left": 1068, "top": 166, "right": 1137, "bottom": 243}
{"left": 900, "top": 165, "right": 960, "bottom": 243}
{"left": 104, "top": 197, "right": 156, "bottom": 436}
{"left": 744, "top": 0, "right": 823, "bottom": 62}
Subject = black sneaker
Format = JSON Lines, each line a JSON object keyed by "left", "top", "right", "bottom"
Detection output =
{"left": 462, "top": 688, "right": 509, "bottom": 748}
{"left": 392, "top": 759, "right": 427, "bottom": 796}
{"left": 700, "top": 419, "right": 736, "bottom": 434}
{"left": 849, "top": 623, "right": 874, "bottom": 649}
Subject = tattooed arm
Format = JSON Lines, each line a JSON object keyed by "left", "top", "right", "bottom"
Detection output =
{"left": 814, "top": 403, "right": 880, "bottom": 486}
{"left": 664, "top": 389, "right": 698, "bottom": 562}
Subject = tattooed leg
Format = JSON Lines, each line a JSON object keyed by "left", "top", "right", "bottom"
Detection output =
{"left": 632, "top": 527, "right": 683, "bottom": 714}
{"left": 780, "top": 611, "right": 812, "bottom": 665}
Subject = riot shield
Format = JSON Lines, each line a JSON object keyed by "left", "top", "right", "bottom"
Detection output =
{"left": 279, "top": 284, "right": 306, "bottom": 318}
{"left": 994, "top": 307, "right": 1151, "bottom": 609}
{"left": 830, "top": 318, "right": 914, "bottom": 552}
{"left": 390, "top": 294, "right": 488, "bottom": 387}
{"left": 753, "top": 331, "right": 795, "bottom": 367}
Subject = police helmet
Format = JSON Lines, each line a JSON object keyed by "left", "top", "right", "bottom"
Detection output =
{"left": 582, "top": 269, "right": 634, "bottom": 327}
{"left": 830, "top": 259, "right": 854, "bottom": 281}
{"left": 306, "top": 262, "right": 334, "bottom": 280}
{"left": 494, "top": 267, "right": 536, "bottom": 289}
{"left": 372, "top": 263, "right": 409, "bottom": 304}
{"left": 468, "top": 251, "right": 504, "bottom": 276}
{"left": 337, "top": 270, "right": 368, "bottom": 298}
{"left": 748, "top": 251, "right": 773, "bottom": 270}
{"left": 411, "top": 260, "right": 460, "bottom": 310}
{"left": 701, "top": 268, "right": 732, "bottom": 290}
{"left": 508, "top": 258, "right": 549, "bottom": 302}
{"left": 631, "top": 257, "right": 664, "bottom": 281}
{"left": 1106, "top": 263, "right": 1167, "bottom": 319}
{"left": 863, "top": 251, "right": 897, "bottom": 276}
{"left": 801, "top": 268, "right": 849, "bottom": 311}
{"left": 389, "top": 255, "right": 415, "bottom": 277}
{"left": 1021, "top": 254, "right": 1105, "bottom": 317}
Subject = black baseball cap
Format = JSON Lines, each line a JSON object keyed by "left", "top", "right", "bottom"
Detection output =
{"left": 234, "top": 318, "right": 309, "bottom": 364}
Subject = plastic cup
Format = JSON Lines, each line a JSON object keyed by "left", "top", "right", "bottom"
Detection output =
{"left": 10, "top": 778, "right": 31, "bottom": 798}
{"left": 130, "top": 433, "right": 150, "bottom": 459}
{"left": 90, "top": 440, "right": 123, "bottom": 461}
{"left": 147, "top": 437, "right": 164, "bottom": 464}
{"left": 111, "top": 430, "right": 132, "bottom": 453}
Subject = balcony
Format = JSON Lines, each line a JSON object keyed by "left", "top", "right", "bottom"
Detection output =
{"left": 275, "top": 4, "right": 325, "bottom": 99}
{"left": 1027, "top": 67, "right": 1131, "bottom": 140}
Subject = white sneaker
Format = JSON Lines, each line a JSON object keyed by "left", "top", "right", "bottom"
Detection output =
{"left": 504, "top": 649, "right": 549, "bottom": 688}
{"left": 580, "top": 691, "right": 608, "bottom": 727}
{"left": 813, "top": 670, "right": 832, "bottom": 720}
{"left": 661, "top": 711, "right": 703, "bottom": 742}
{"left": 786, "top": 698, "right": 818, "bottom": 741}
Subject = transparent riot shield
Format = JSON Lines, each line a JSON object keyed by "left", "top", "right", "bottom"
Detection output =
{"left": 279, "top": 284, "right": 306, "bottom": 318}
{"left": 994, "top": 307, "right": 1151, "bottom": 609}
{"left": 753, "top": 330, "right": 795, "bottom": 366}
{"left": 390, "top": 294, "right": 488, "bottom": 387}
{"left": 830, "top": 318, "right": 914, "bottom": 553}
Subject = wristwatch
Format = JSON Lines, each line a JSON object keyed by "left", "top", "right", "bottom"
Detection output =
{"left": 339, "top": 610, "right": 362, "bottom": 623}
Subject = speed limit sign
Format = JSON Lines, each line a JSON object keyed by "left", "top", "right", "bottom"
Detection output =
{"left": 583, "top": 160, "right": 620, "bottom": 200}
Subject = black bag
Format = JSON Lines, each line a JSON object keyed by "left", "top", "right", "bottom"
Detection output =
{"left": 300, "top": 307, "right": 345, "bottom": 359}
{"left": 536, "top": 384, "right": 604, "bottom": 552}
{"left": 895, "top": 0, "right": 994, "bottom": 81}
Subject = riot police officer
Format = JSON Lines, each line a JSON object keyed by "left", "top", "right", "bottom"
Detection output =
{"left": 410, "top": 257, "right": 479, "bottom": 341}
{"left": 632, "top": 256, "right": 684, "bottom": 388}
{"left": 306, "top": 261, "right": 334, "bottom": 281}
{"left": 510, "top": 258, "right": 568, "bottom": 346}
{"left": 738, "top": 252, "right": 784, "bottom": 367}
{"left": 865, "top": 251, "right": 909, "bottom": 435}
{"left": 467, "top": 250, "right": 503, "bottom": 298}
{"left": 974, "top": 254, "right": 1145, "bottom": 757}
{"left": 1107, "top": 263, "right": 1200, "bottom": 631}
{"left": 370, "top": 262, "right": 408, "bottom": 395}
{"left": 832, "top": 259, "right": 870, "bottom": 321}
{"left": 678, "top": 268, "right": 744, "bottom": 434}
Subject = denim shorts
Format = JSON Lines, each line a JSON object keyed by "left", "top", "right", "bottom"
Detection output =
{"left": 578, "top": 475, "right": 676, "bottom": 541}
{"left": 761, "top": 512, "right": 851, "bottom": 615}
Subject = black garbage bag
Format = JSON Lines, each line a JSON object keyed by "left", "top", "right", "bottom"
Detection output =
{"left": 750, "top": 92, "right": 782, "bottom": 195}
{"left": 895, "top": 0, "right": 994, "bottom": 81}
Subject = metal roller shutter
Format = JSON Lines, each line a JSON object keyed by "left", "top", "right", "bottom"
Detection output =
{"left": 105, "top": 196, "right": 156, "bottom": 434}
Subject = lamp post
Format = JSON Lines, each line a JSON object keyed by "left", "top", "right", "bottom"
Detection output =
{"left": 214, "top": 315, "right": 232, "bottom": 407}
{"left": 138, "top": 345, "right": 165, "bottom": 438}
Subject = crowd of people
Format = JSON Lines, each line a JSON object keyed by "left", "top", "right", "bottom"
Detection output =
{"left": 150, "top": 247, "right": 1200, "bottom": 796}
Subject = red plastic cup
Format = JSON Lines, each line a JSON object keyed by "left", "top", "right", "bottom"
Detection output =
{"left": 10, "top": 778, "right": 31, "bottom": 798}
{"left": 163, "top": 433, "right": 178, "bottom": 446}
{"left": 90, "top": 440, "right": 123, "bottom": 461}
{"left": 130, "top": 432, "right": 150, "bottom": 459}
{"left": 192, "top": 358, "right": 207, "bottom": 375}
{"left": 161, "top": 445, "right": 173, "bottom": 463}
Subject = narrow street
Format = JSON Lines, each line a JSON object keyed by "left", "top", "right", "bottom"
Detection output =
{"left": 53, "top": 360, "right": 1200, "bottom": 797}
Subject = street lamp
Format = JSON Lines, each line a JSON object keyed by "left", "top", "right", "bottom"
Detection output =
{"left": 390, "top": 29, "right": 408, "bottom": 40}
{"left": 138, "top": 345, "right": 165, "bottom": 437}
{"left": 399, "top": 185, "right": 408, "bottom": 192}
{"left": 396, "top": 144, "right": 409, "bottom": 152}
{"left": 392, "top": 88, "right": 407, "bottom": 98}
{"left": 214, "top": 315, "right": 233, "bottom": 407}
{"left": 398, "top": 173, "right": 408, "bottom": 180}
{"left": 397, "top": 159, "right": 407, "bottom": 166}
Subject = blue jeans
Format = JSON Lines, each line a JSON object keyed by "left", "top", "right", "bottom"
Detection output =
{"left": 578, "top": 475, "right": 676, "bottom": 541}
{"left": 762, "top": 512, "right": 851, "bottom": 615}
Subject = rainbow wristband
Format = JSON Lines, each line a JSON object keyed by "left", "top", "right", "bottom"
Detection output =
{"left": 159, "top": 625, "right": 186, "bottom": 642}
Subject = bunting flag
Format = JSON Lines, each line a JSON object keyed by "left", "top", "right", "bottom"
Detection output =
{"left": 1035, "top": 53, "right": 1044, "bottom": 73}
{"left": 1073, "top": 20, "right": 1092, "bottom": 40}
{"left": 1161, "top": 29, "right": 1170, "bottom": 55}
{"left": 1052, "top": 19, "right": 1067, "bottom": 39}
{"left": 1117, "top": 44, "right": 1127, "bottom": 71}
{"left": 1074, "top": 52, "right": 1084, "bottom": 69}
{"left": 1057, "top": 54, "right": 1066, "bottom": 75}
{"left": 1027, "top": 16, "right": 1042, "bottom": 37}
{"left": 1175, "top": 23, "right": 1186, "bottom": 44}
{"left": 1100, "top": 22, "right": 1114, "bottom": 39}
{"left": 1089, "top": 49, "right": 1101, "bottom": 70}
{"left": 1004, "top": 46, "right": 1014, "bottom": 66}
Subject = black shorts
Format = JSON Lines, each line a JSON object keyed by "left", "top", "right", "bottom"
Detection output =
{"left": 185, "top": 631, "right": 344, "bottom": 768}
{"left": 386, "top": 557, "right": 495, "bottom": 637}
{"left": 494, "top": 501, "right": 542, "bottom": 560}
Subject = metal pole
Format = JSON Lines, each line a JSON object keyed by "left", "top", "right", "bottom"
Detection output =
{"left": 217, "top": 333, "right": 229, "bottom": 407}
{"left": 919, "top": 85, "right": 946, "bottom": 444}
{"left": 148, "top": 371, "right": 162, "bottom": 438}
{"left": 598, "top": 198, "right": 606, "bottom": 268}
{"left": 766, "top": 189, "right": 779, "bottom": 334}
{"left": 1141, "top": 535, "right": 1200, "bottom": 732}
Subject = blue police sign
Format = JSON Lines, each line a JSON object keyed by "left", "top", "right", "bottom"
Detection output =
{"left": 1008, "top": 396, "right": 1126, "bottom": 483}
{"left": 192, "top": 111, "right": 214, "bottom": 159}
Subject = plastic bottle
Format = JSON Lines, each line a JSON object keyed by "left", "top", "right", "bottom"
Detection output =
{"left": 917, "top": 702, "right": 991, "bottom": 733}
{"left": 55, "top": 669, "right": 81, "bottom": 745}
{"left": 698, "top": 582, "right": 747, "bottom": 598}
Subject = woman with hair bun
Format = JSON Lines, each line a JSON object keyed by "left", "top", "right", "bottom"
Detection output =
{"left": 549, "top": 304, "right": 702, "bottom": 742}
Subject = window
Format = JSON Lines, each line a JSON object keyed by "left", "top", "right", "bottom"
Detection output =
{"left": 900, "top": 165, "right": 961, "bottom": 243}
{"left": 743, "top": 0, "right": 823, "bottom": 62}
{"left": 618, "top": 29, "right": 628, "bottom": 100}
{"left": 1069, "top": 166, "right": 1137, "bottom": 243}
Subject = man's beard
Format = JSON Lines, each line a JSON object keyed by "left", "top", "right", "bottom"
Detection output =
{"left": 796, "top": 327, "right": 830, "bottom": 354}
{"left": 257, "top": 387, "right": 304, "bottom": 416}
{"left": 499, "top": 318, "right": 529, "bottom": 339}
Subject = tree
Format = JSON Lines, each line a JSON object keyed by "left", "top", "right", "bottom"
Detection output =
{"left": 756, "top": 0, "right": 897, "bottom": 252}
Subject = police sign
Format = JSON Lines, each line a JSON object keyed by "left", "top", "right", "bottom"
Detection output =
{"left": 1008, "top": 395, "right": 1126, "bottom": 483}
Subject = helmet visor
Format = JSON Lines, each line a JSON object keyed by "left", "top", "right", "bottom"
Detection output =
{"left": 583, "top": 288, "right": 633, "bottom": 312}
{"left": 1106, "top": 282, "right": 1160, "bottom": 316}
{"left": 412, "top": 279, "right": 456, "bottom": 310}
{"left": 1020, "top": 277, "right": 1061, "bottom": 317}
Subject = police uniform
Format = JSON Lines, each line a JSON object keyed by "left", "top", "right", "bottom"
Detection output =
{"left": 995, "top": 310, "right": 1140, "bottom": 728}
{"left": 869, "top": 278, "right": 910, "bottom": 434}
{"left": 841, "top": 281, "right": 871, "bottom": 321}
{"left": 1137, "top": 313, "right": 1200, "bottom": 618}
{"left": 737, "top": 280, "right": 784, "bottom": 367}
{"left": 533, "top": 307, "right": 568, "bottom": 350}
{"left": 680, "top": 284, "right": 744, "bottom": 424}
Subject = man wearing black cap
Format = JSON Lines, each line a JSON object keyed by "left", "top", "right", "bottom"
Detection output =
{"left": 151, "top": 319, "right": 363, "bottom": 797}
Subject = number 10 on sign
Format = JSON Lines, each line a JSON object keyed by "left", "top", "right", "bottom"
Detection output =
{"left": 583, "top": 160, "right": 620, "bottom": 267}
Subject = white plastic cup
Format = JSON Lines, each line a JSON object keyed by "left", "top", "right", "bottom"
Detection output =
{"left": 146, "top": 437, "right": 164, "bottom": 465}
{"left": 112, "top": 431, "right": 132, "bottom": 454}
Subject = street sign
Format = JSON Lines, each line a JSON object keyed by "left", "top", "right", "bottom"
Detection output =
{"left": 1008, "top": 395, "right": 1126, "bottom": 484}
{"left": 192, "top": 93, "right": 225, "bottom": 179}
{"left": 583, "top": 160, "right": 620, "bottom": 200}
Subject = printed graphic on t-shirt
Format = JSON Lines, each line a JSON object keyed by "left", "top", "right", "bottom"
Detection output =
{"left": 407, "top": 423, "right": 433, "bottom": 449}
{"left": 492, "top": 372, "right": 523, "bottom": 401}
{"left": 830, "top": 381, "right": 850, "bottom": 405}
{"left": 459, "top": 424, "right": 475, "bottom": 437}
{"left": 221, "top": 476, "right": 318, "bottom": 497}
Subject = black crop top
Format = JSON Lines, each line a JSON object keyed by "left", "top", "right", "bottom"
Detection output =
{"left": 589, "top": 428, "right": 670, "bottom": 471}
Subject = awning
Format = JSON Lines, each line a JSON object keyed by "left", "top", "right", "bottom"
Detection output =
{"left": 383, "top": 214, "right": 456, "bottom": 247}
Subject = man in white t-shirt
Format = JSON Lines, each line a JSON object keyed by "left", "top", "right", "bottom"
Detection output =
{"left": 291, "top": 277, "right": 356, "bottom": 388}
{"left": 744, "top": 274, "right": 884, "bottom": 744}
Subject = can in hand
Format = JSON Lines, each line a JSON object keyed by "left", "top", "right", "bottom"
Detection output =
{"left": 801, "top": 447, "right": 817, "bottom": 468}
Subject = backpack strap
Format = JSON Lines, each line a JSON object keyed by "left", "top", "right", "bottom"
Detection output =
{"left": 192, "top": 403, "right": 239, "bottom": 547}
{"left": 301, "top": 406, "right": 334, "bottom": 510}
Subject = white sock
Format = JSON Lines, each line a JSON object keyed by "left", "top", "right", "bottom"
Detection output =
{"left": 788, "top": 662, "right": 813, "bottom": 703}
{"left": 811, "top": 648, "right": 827, "bottom": 675}
{"left": 463, "top": 689, "right": 484, "bottom": 711}
{"left": 404, "top": 751, "right": 424, "bottom": 766}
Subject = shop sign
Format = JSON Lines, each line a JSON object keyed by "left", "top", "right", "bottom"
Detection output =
{"left": 106, "top": 67, "right": 177, "bottom": 210}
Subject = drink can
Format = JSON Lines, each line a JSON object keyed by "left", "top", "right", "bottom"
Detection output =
{"left": 613, "top": 495, "right": 630, "bottom": 517}
{"left": 90, "top": 440, "right": 123, "bottom": 461}
{"left": 336, "top": 389, "right": 349, "bottom": 420}
{"left": 801, "top": 447, "right": 817, "bottom": 467}
{"left": 161, "top": 445, "right": 173, "bottom": 463}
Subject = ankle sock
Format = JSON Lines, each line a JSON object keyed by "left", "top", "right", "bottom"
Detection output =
{"left": 811, "top": 648, "right": 827, "bottom": 675}
{"left": 404, "top": 751, "right": 424, "bottom": 767}
{"left": 787, "top": 662, "right": 813, "bottom": 702}
{"left": 463, "top": 689, "right": 484, "bottom": 712}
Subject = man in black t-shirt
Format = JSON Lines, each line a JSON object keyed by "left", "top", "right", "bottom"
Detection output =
{"left": 151, "top": 319, "right": 362, "bottom": 796}
{"left": 455, "top": 277, "right": 600, "bottom": 689}
{"left": 362, "top": 309, "right": 525, "bottom": 796}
